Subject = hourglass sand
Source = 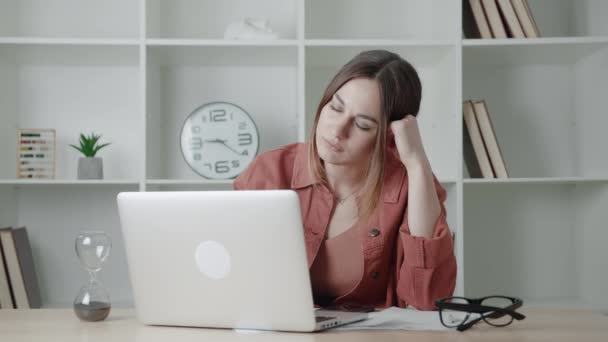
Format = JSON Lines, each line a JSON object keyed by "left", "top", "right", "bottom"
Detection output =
{"left": 73, "top": 231, "right": 112, "bottom": 321}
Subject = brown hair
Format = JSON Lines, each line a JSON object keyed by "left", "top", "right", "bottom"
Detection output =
{"left": 307, "top": 49, "right": 422, "bottom": 222}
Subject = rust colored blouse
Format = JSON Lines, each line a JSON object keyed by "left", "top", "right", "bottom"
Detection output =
{"left": 233, "top": 142, "right": 456, "bottom": 310}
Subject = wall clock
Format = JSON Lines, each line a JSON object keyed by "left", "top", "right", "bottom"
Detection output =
{"left": 180, "top": 102, "right": 259, "bottom": 179}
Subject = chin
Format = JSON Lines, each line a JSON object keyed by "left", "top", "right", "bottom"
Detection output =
{"left": 317, "top": 146, "right": 347, "bottom": 165}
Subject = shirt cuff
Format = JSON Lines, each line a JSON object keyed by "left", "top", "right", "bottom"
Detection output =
{"left": 399, "top": 212, "right": 454, "bottom": 269}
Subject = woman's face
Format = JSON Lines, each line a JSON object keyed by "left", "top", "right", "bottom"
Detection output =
{"left": 315, "top": 77, "right": 382, "bottom": 167}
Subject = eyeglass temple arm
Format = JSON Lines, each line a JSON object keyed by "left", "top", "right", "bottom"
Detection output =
{"left": 455, "top": 304, "right": 526, "bottom": 331}
{"left": 482, "top": 302, "right": 526, "bottom": 320}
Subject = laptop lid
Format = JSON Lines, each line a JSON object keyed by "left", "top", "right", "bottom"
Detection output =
{"left": 117, "top": 190, "right": 318, "bottom": 331}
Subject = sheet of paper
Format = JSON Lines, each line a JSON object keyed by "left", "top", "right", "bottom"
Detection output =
{"left": 329, "top": 307, "right": 478, "bottom": 331}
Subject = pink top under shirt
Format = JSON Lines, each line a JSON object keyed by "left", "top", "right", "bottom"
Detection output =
{"left": 309, "top": 223, "right": 364, "bottom": 301}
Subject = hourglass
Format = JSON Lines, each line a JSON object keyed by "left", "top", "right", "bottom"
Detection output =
{"left": 73, "top": 231, "right": 112, "bottom": 321}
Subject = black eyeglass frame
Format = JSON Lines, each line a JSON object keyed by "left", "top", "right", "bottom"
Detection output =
{"left": 435, "top": 295, "right": 526, "bottom": 331}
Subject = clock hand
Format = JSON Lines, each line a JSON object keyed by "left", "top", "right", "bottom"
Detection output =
{"left": 201, "top": 139, "right": 242, "bottom": 155}
{"left": 217, "top": 140, "right": 242, "bottom": 155}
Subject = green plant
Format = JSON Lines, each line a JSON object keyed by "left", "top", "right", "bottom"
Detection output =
{"left": 70, "top": 132, "right": 111, "bottom": 157}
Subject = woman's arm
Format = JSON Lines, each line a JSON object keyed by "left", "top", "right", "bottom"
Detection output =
{"left": 390, "top": 115, "right": 444, "bottom": 238}
{"left": 405, "top": 159, "right": 441, "bottom": 239}
{"left": 388, "top": 116, "right": 456, "bottom": 310}
{"left": 394, "top": 171, "right": 457, "bottom": 310}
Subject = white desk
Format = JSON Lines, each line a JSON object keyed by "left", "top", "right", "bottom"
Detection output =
{"left": 1, "top": 308, "right": 607, "bottom": 341}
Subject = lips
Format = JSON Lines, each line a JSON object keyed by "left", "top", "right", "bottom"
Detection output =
{"left": 322, "top": 137, "right": 344, "bottom": 152}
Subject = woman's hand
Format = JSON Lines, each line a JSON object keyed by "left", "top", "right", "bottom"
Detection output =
{"left": 389, "top": 115, "right": 429, "bottom": 169}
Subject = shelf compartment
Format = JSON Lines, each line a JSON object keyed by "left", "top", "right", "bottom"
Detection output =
{"left": 524, "top": 0, "right": 608, "bottom": 38}
{"left": 463, "top": 43, "right": 608, "bottom": 178}
{"left": 305, "top": 45, "right": 460, "bottom": 180}
{"left": 305, "top": 0, "right": 459, "bottom": 40}
{"left": 464, "top": 182, "right": 608, "bottom": 310}
{"left": 4, "top": 186, "right": 137, "bottom": 307}
{"left": 0, "top": 44, "right": 142, "bottom": 181}
{"left": 145, "top": 45, "right": 298, "bottom": 180}
{"left": 463, "top": 0, "right": 607, "bottom": 40}
{"left": 0, "top": 0, "right": 139, "bottom": 39}
{"left": 146, "top": 0, "right": 297, "bottom": 40}
{"left": 463, "top": 39, "right": 607, "bottom": 65}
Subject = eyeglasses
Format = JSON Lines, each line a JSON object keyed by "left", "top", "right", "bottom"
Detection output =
{"left": 435, "top": 295, "right": 526, "bottom": 331}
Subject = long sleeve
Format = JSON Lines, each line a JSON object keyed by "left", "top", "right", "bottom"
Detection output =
{"left": 394, "top": 176, "right": 456, "bottom": 310}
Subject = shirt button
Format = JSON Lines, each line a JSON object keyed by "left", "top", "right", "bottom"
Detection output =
{"left": 369, "top": 228, "right": 380, "bottom": 237}
{"left": 371, "top": 272, "right": 380, "bottom": 279}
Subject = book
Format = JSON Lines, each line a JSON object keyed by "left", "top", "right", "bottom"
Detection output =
{"left": 473, "top": 100, "right": 509, "bottom": 178}
{"left": 0, "top": 227, "right": 42, "bottom": 309}
{"left": 463, "top": 0, "right": 493, "bottom": 39}
{"left": 522, "top": 0, "right": 540, "bottom": 36}
{"left": 511, "top": 0, "right": 540, "bottom": 38}
{"left": 463, "top": 101, "right": 495, "bottom": 178}
{"left": 481, "top": 0, "right": 507, "bottom": 38}
{"left": 496, "top": 0, "right": 525, "bottom": 38}
{"left": 463, "top": 117, "right": 483, "bottom": 178}
{"left": 0, "top": 227, "right": 15, "bottom": 309}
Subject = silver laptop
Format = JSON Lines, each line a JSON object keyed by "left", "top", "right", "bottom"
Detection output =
{"left": 116, "top": 190, "right": 368, "bottom": 332}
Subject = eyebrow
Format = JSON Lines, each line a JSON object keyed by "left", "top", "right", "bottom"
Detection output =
{"left": 334, "top": 93, "right": 379, "bottom": 124}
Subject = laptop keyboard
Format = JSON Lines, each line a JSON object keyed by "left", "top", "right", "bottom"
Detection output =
{"left": 315, "top": 316, "right": 336, "bottom": 323}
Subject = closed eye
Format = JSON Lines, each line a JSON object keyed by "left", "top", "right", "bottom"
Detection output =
{"left": 355, "top": 122, "right": 371, "bottom": 131}
{"left": 329, "top": 102, "right": 373, "bottom": 131}
{"left": 329, "top": 104, "right": 342, "bottom": 112}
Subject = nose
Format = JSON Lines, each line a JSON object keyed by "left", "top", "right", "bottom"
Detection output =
{"left": 330, "top": 114, "right": 351, "bottom": 140}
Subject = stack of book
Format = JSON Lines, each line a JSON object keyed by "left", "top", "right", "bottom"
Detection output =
{"left": 463, "top": 100, "right": 509, "bottom": 179}
{"left": 463, "top": 0, "right": 540, "bottom": 39}
{"left": 0, "top": 226, "right": 42, "bottom": 309}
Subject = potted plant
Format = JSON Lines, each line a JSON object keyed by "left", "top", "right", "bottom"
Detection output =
{"left": 70, "top": 133, "right": 111, "bottom": 179}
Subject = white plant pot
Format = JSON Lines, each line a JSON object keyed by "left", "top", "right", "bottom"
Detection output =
{"left": 78, "top": 157, "right": 104, "bottom": 180}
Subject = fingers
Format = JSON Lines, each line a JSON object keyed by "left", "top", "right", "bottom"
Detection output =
{"left": 391, "top": 114, "right": 415, "bottom": 125}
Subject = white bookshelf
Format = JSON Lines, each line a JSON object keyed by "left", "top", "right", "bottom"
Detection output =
{"left": 461, "top": 0, "right": 608, "bottom": 310}
{"left": 0, "top": 0, "right": 606, "bottom": 309}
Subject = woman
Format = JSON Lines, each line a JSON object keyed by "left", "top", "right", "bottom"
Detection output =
{"left": 233, "top": 49, "right": 456, "bottom": 311}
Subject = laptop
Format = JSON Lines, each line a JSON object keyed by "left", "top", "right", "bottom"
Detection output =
{"left": 116, "top": 190, "right": 368, "bottom": 332}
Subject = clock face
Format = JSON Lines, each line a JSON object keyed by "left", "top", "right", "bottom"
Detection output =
{"left": 180, "top": 102, "right": 259, "bottom": 179}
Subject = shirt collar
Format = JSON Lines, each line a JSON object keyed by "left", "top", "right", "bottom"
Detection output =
{"left": 291, "top": 142, "right": 317, "bottom": 189}
{"left": 290, "top": 142, "right": 406, "bottom": 203}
